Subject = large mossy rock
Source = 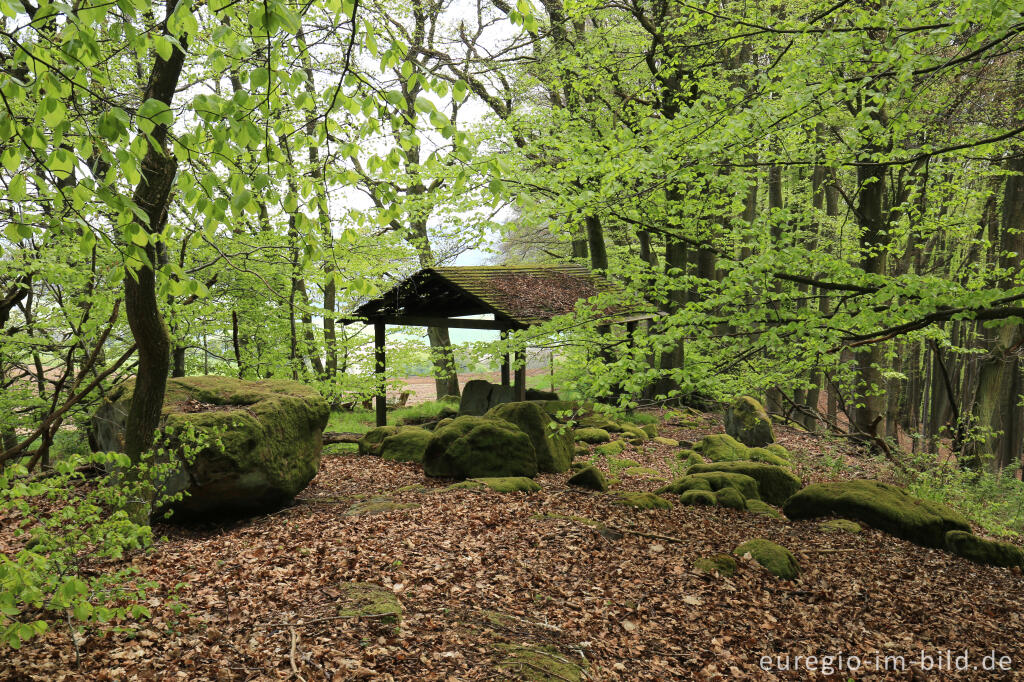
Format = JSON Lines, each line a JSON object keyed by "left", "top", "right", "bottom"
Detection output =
{"left": 687, "top": 462, "right": 802, "bottom": 505}
{"left": 567, "top": 466, "right": 609, "bottom": 492}
{"left": 658, "top": 472, "right": 761, "bottom": 501}
{"left": 693, "top": 433, "right": 749, "bottom": 461}
{"left": 91, "top": 376, "right": 328, "bottom": 518}
{"left": 458, "top": 379, "right": 515, "bottom": 416}
{"left": 357, "top": 426, "right": 399, "bottom": 455}
{"left": 423, "top": 415, "right": 537, "bottom": 479}
{"left": 574, "top": 428, "right": 611, "bottom": 444}
{"left": 486, "top": 402, "right": 572, "bottom": 473}
{"left": 378, "top": 428, "right": 433, "bottom": 463}
{"left": 724, "top": 395, "right": 775, "bottom": 447}
{"left": 945, "top": 531, "right": 1024, "bottom": 569}
{"left": 783, "top": 480, "right": 970, "bottom": 548}
{"left": 734, "top": 539, "right": 799, "bottom": 579}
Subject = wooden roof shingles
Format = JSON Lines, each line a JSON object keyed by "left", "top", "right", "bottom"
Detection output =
{"left": 354, "top": 264, "right": 618, "bottom": 328}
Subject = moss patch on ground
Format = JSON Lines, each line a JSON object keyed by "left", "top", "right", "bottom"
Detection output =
{"left": 336, "top": 582, "right": 402, "bottom": 623}
{"left": 746, "top": 499, "right": 785, "bottom": 520}
{"left": 612, "top": 492, "right": 672, "bottom": 510}
{"left": 345, "top": 498, "right": 420, "bottom": 516}
{"left": 819, "top": 519, "right": 862, "bottom": 534}
{"left": 467, "top": 477, "right": 542, "bottom": 493}
{"left": 734, "top": 539, "right": 800, "bottom": 579}
{"left": 494, "top": 644, "right": 587, "bottom": 681}
{"left": 595, "top": 440, "right": 626, "bottom": 456}
{"left": 694, "top": 553, "right": 738, "bottom": 577}
{"left": 783, "top": 480, "right": 970, "bottom": 548}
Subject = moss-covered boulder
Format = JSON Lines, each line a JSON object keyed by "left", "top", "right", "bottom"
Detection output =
{"left": 693, "top": 433, "right": 749, "bottom": 461}
{"left": 686, "top": 462, "right": 802, "bottom": 505}
{"left": 678, "top": 450, "right": 705, "bottom": 468}
{"left": 423, "top": 416, "right": 537, "bottom": 479}
{"left": 91, "top": 376, "right": 329, "bottom": 519}
{"left": 653, "top": 436, "right": 679, "bottom": 447}
{"left": 578, "top": 414, "right": 622, "bottom": 432}
{"left": 783, "top": 480, "right": 970, "bottom": 548}
{"left": 945, "top": 531, "right": 1024, "bottom": 569}
{"left": 734, "top": 539, "right": 799, "bottom": 579}
{"left": 658, "top": 472, "right": 761, "bottom": 500}
{"left": 715, "top": 486, "right": 747, "bottom": 510}
{"left": 378, "top": 427, "right": 432, "bottom": 463}
{"left": 595, "top": 440, "right": 626, "bottom": 456}
{"left": 539, "top": 400, "right": 593, "bottom": 423}
{"left": 641, "top": 423, "right": 659, "bottom": 438}
{"left": 336, "top": 582, "right": 402, "bottom": 623}
{"left": 567, "top": 466, "right": 609, "bottom": 492}
{"left": 745, "top": 447, "right": 791, "bottom": 467}
{"left": 694, "top": 554, "right": 738, "bottom": 577}
{"left": 746, "top": 499, "right": 785, "bottom": 520}
{"left": 819, "top": 519, "right": 862, "bottom": 533}
{"left": 458, "top": 379, "right": 515, "bottom": 416}
{"left": 620, "top": 425, "right": 649, "bottom": 444}
{"left": 724, "top": 395, "right": 775, "bottom": 447}
{"left": 573, "top": 444, "right": 590, "bottom": 458}
{"left": 357, "top": 425, "right": 399, "bottom": 455}
{"left": 622, "top": 466, "right": 665, "bottom": 480}
{"left": 486, "top": 401, "right": 572, "bottom": 473}
{"left": 574, "top": 427, "right": 611, "bottom": 444}
{"left": 680, "top": 489, "right": 718, "bottom": 506}
{"left": 613, "top": 492, "right": 672, "bottom": 510}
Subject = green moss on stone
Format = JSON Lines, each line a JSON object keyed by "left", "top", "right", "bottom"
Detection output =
{"left": 486, "top": 401, "right": 572, "bottom": 473}
{"left": 653, "top": 436, "right": 679, "bottom": 446}
{"left": 578, "top": 414, "right": 622, "bottom": 432}
{"left": 641, "top": 423, "right": 659, "bottom": 437}
{"left": 745, "top": 447, "right": 792, "bottom": 467}
{"left": 715, "top": 486, "right": 747, "bottom": 510}
{"left": 622, "top": 466, "right": 665, "bottom": 480}
{"left": 378, "top": 427, "right": 433, "bottom": 463}
{"left": 694, "top": 433, "right": 749, "bottom": 462}
{"left": 746, "top": 499, "right": 785, "bottom": 520}
{"left": 783, "top": 480, "right": 970, "bottom": 548}
{"left": 613, "top": 492, "right": 672, "bottom": 510}
{"left": 724, "top": 395, "right": 775, "bottom": 447}
{"left": 734, "top": 539, "right": 799, "bottom": 579}
{"left": 567, "top": 466, "right": 609, "bottom": 492}
{"left": 659, "top": 472, "right": 761, "bottom": 500}
{"left": 620, "top": 425, "right": 649, "bottom": 443}
{"left": 694, "top": 553, "right": 737, "bottom": 577}
{"left": 336, "top": 582, "right": 402, "bottom": 623}
{"left": 574, "top": 428, "right": 611, "bottom": 444}
{"left": 358, "top": 426, "right": 399, "bottom": 456}
{"left": 677, "top": 450, "right": 705, "bottom": 468}
{"left": 423, "top": 416, "right": 538, "bottom": 479}
{"left": 686, "top": 461, "right": 802, "bottom": 505}
{"left": 679, "top": 489, "right": 717, "bottom": 506}
{"left": 595, "top": 440, "right": 626, "bottom": 456}
{"left": 819, "top": 519, "right": 862, "bottom": 533}
{"left": 945, "top": 530, "right": 1024, "bottom": 569}
{"left": 573, "top": 444, "right": 590, "bottom": 458}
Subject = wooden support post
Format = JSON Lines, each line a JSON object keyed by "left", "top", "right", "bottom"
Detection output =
{"left": 374, "top": 321, "right": 386, "bottom": 427}
{"left": 500, "top": 329, "right": 510, "bottom": 387}
{"left": 514, "top": 349, "right": 526, "bottom": 401}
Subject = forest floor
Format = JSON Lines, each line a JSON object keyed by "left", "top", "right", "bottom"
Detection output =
{"left": 4, "top": 411, "right": 1024, "bottom": 681}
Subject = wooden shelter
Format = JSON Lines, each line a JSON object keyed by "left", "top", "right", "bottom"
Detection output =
{"left": 343, "top": 264, "right": 640, "bottom": 426}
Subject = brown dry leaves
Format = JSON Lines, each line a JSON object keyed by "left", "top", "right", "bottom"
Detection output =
{"left": 3, "top": 415, "right": 1024, "bottom": 680}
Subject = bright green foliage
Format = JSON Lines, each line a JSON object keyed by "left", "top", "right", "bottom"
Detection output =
{"left": 612, "top": 492, "right": 672, "bottom": 510}
{"left": 693, "top": 554, "right": 738, "bottom": 577}
{"left": 423, "top": 416, "right": 537, "bottom": 479}
{"left": 575, "top": 428, "right": 611, "bottom": 444}
{"left": 567, "top": 466, "right": 609, "bottom": 492}
{"left": 734, "top": 540, "right": 800, "bottom": 580}
{"left": 686, "top": 462, "right": 802, "bottom": 506}
{"left": 944, "top": 531, "right": 1024, "bottom": 570}
{"left": 783, "top": 480, "right": 971, "bottom": 548}
{"left": 659, "top": 472, "right": 761, "bottom": 501}
{"left": 486, "top": 402, "right": 572, "bottom": 473}
{"left": 379, "top": 428, "right": 432, "bottom": 463}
